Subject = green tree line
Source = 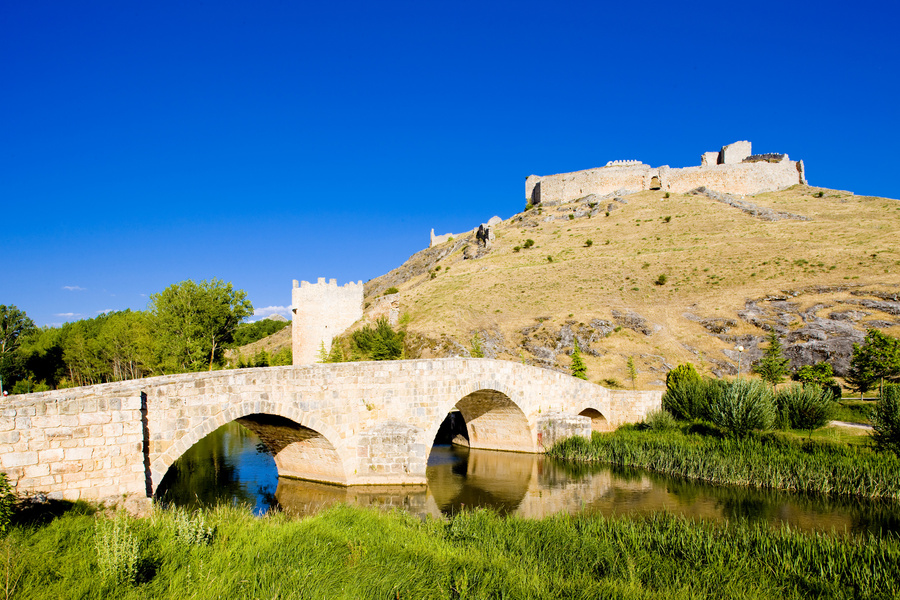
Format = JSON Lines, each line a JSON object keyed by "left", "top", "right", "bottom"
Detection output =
{"left": 0, "top": 279, "right": 281, "bottom": 394}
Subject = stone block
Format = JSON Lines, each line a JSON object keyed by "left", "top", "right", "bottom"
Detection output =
{"left": 64, "top": 447, "right": 93, "bottom": 461}
{"left": 1, "top": 452, "right": 38, "bottom": 468}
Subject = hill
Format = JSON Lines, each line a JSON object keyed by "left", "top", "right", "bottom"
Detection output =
{"left": 357, "top": 184, "right": 899, "bottom": 389}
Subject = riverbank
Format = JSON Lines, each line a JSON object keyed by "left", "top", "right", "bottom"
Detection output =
{"left": 3, "top": 502, "right": 898, "bottom": 599}
{"left": 546, "top": 426, "right": 900, "bottom": 500}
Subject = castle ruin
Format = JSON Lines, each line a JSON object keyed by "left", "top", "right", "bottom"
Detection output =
{"left": 526, "top": 141, "right": 807, "bottom": 206}
{"left": 291, "top": 278, "right": 363, "bottom": 365}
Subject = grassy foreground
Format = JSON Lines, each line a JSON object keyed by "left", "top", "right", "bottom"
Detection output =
{"left": 547, "top": 427, "right": 900, "bottom": 501}
{"left": 2, "top": 502, "right": 899, "bottom": 599}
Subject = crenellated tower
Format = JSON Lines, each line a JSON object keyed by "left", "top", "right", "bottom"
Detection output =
{"left": 291, "top": 278, "right": 363, "bottom": 365}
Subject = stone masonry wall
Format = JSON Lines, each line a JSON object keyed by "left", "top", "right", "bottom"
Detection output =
{"left": 2, "top": 359, "right": 662, "bottom": 499}
{"left": 292, "top": 278, "right": 364, "bottom": 365}
{"left": 0, "top": 382, "right": 147, "bottom": 501}
{"left": 526, "top": 141, "right": 806, "bottom": 205}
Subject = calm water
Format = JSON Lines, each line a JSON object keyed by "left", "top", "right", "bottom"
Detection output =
{"left": 155, "top": 422, "right": 900, "bottom": 536}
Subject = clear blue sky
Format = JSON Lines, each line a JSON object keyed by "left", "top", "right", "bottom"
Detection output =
{"left": 3, "top": 1, "right": 898, "bottom": 327}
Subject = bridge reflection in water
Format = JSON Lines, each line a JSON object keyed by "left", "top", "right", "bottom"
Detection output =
{"left": 156, "top": 422, "right": 899, "bottom": 536}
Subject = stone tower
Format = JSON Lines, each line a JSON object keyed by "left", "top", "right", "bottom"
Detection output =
{"left": 291, "top": 278, "right": 364, "bottom": 365}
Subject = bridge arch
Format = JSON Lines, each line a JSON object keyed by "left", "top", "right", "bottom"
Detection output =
{"left": 424, "top": 382, "right": 534, "bottom": 458}
{"left": 149, "top": 399, "right": 349, "bottom": 495}
{"left": 578, "top": 408, "right": 613, "bottom": 433}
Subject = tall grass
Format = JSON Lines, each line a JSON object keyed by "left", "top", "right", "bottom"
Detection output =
{"left": 548, "top": 427, "right": 900, "bottom": 500}
{"left": 2, "top": 503, "right": 899, "bottom": 599}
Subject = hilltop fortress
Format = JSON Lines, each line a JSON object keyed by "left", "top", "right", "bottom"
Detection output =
{"left": 526, "top": 141, "right": 807, "bottom": 205}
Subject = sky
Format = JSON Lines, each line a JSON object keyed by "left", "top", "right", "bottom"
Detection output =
{"left": 2, "top": 0, "right": 898, "bottom": 327}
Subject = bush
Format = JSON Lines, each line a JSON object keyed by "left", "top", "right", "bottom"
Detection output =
{"left": 0, "top": 472, "right": 15, "bottom": 534}
{"left": 666, "top": 363, "right": 701, "bottom": 390}
{"left": 523, "top": 239, "right": 535, "bottom": 249}
{"left": 775, "top": 384, "right": 834, "bottom": 433}
{"left": 94, "top": 515, "right": 139, "bottom": 585}
{"left": 654, "top": 274, "right": 667, "bottom": 286}
{"left": 662, "top": 376, "right": 709, "bottom": 421}
{"left": 871, "top": 383, "right": 900, "bottom": 455}
{"left": 383, "top": 287, "right": 399, "bottom": 296}
{"left": 709, "top": 379, "right": 775, "bottom": 437}
{"left": 351, "top": 317, "right": 404, "bottom": 361}
{"left": 584, "top": 239, "right": 593, "bottom": 247}
{"left": 644, "top": 409, "right": 677, "bottom": 431}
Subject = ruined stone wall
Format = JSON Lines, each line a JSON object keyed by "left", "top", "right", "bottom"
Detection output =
{"left": 292, "top": 278, "right": 363, "bottom": 365}
{"left": 529, "top": 164, "right": 652, "bottom": 205}
{"left": 526, "top": 141, "right": 806, "bottom": 204}
{"left": 659, "top": 159, "right": 805, "bottom": 195}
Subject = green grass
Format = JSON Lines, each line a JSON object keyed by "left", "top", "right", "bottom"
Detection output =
{"left": 547, "top": 426, "right": 900, "bottom": 501}
{"left": 832, "top": 399, "right": 876, "bottom": 425}
{"left": 2, "top": 502, "right": 899, "bottom": 599}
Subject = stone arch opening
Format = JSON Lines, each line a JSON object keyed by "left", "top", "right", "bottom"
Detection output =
{"left": 153, "top": 411, "right": 347, "bottom": 497}
{"left": 649, "top": 176, "right": 661, "bottom": 190}
{"left": 237, "top": 414, "right": 347, "bottom": 485}
{"left": 451, "top": 389, "right": 533, "bottom": 453}
{"left": 578, "top": 408, "right": 612, "bottom": 432}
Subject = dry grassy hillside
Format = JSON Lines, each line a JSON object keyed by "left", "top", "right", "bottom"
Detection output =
{"left": 362, "top": 184, "right": 900, "bottom": 389}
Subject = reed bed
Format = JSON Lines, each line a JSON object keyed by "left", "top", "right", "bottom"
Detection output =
{"left": 2, "top": 502, "right": 898, "bottom": 599}
{"left": 547, "top": 427, "right": 900, "bottom": 500}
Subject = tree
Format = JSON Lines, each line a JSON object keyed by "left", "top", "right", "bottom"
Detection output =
{"left": 0, "top": 305, "right": 35, "bottom": 358}
{"left": 752, "top": 330, "right": 790, "bottom": 388}
{"left": 871, "top": 384, "right": 900, "bottom": 455}
{"left": 794, "top": 361, "right": 842, "bottom": 400}
{"left": 150, "top": 279, "right": 253, "bottom": 372}
{"left": 571, "top": 340, "right": 587, "bottom": 380}
{"left": 847, "top": 329, "right": 900, "bottom": 398}
{"left": 666, "top": 363, "right": 701, "bottom": 390}
{"left": 626, "top": 356, "right": 637, "bottom": 390}
{"left": 0, "top": 305, "right": 36, "bottom": 389}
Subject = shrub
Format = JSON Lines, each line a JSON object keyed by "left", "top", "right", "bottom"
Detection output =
{"left": 709, "top": 379, "right": 775, "bottom": 437}
{"left": 663, "top": 377, "right": 713, "bottom": 421}
{"left": 383, "top": 287, "right": 399, "bottom": 296}
{"left": 523, "top": 239, "right": 535, "bottom": 249}
{"left": 172, "top": 508, "right": 214, "bottom": 546}
{"left": 94, "top": 515, "right": 139, "bottom": 585}
{"left": 600, "top": 378, "right": 623, "bottom": 389}
{"left": 350, "top": 317, "right": 404, "bottom": 361}
{"left": 546, "top": 255, "right": 553, "bottom": 263}
{"left": 666, "top": 363, "right": 701, "bottom": 390}
{"left": 513, "top": 246, "right": 521, "bottom": 252}
{"left": 775, "top": 384, "right": 834, "bottom": 433}
{"left": 584, "top": 239, "right": 593, "bottom": 247}
{"left": 644, "top": 409, "right": 677, "bottom": 431}
{"left": 0, "top": 473, "right": 14, "bottom": 534}
{"left": 871, "top": 383, "right": 900, "bottom": 455}
{"left": 654, "top": 274, "right": 667, "bottom": 286}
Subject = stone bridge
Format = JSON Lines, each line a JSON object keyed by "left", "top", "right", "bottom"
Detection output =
{"left": 0, "top": 359, "right": 661, "bottom": 502}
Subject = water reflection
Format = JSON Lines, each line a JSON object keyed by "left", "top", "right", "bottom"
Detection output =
{"left": 156, "top": 422, "right": 900, "bottom": 536}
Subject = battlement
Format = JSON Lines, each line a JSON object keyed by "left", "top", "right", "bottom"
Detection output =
{"left": 527, "top": 141, "right": 807, "bottom": 206}
{"left": 291, "top": 278, "right": 363, "bottom": 365}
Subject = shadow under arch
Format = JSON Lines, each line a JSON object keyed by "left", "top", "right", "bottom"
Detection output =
{"left": 425, "top": 387, "right": 534, "bottom": 459}
{"left": 579, "top": 408, "right": 612, "bottom": 433}
{"left": 150, "top": 406, "right": 348, "bottom": 494}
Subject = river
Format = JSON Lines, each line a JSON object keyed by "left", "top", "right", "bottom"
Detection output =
{"left": 155, "top": 422, "right": 899, "bottom": 535}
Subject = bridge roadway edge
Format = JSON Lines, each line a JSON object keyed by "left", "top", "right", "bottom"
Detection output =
{"left": 0, "top": 359, "right": 662, "bottom": 502}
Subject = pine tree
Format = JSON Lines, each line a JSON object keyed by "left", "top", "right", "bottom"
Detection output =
{"left": 317, "top": 341, "right": 328, "bottom": 363}
{"left": 626, "top": 356, "right": 637, "bottom": 389}
{"left": 571, "top": 340, "right": 587, "bottom": 380}
{"left": 752, "top": 329, "right": 790, "bottom": 388}
{"left": 848, "top": 329, "right": 900, "bottom": 398}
